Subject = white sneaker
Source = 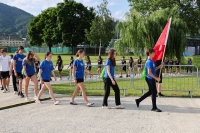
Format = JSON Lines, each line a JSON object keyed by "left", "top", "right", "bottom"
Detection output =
{"left": 25, "top": 97, "right": 31, "bottom": 101}
{"left": 115, "top": 105, "right": 125, "bottom": 109}
{"left": 6, "top": 87, "right": 10, "bottom": 92}
{"left": 2, "top": 89, "right": 6, "bottom": 93}
{"left": 35, "top": 99, "right": 42, "bottom": 104}
{"left": 54, "top": 101, "right": 60, "bottom": 105}
{"left": 14, "top": 91, "right": 18, "bottom": 94}
{"left": 102, "top": 106, "right": 111, "bottom": 109}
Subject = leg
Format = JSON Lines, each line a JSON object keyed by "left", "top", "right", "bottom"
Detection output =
{"left": 24, "top": 76, "right": 31, "bottom": 97}
{"left": 37, "top": 84, "right": 47, "bottom": 100}
{"left": 6, "top": 77, "right": 10, "bottom": 88}
{"left": 12, "top": 71, "right": 18, "bottom": 91}
{"left": 31, "top": 75, "right": 38, "bottom": 96}
{"left": 111, "top": 80, "right": 121, "bottom": 106}
{"left": 44, "top": 82, "right": 57, "bottom": 103}
{"left": 2, "top": 78, "right": 6, "bottom": 90}
{"left": 102, "top": 78, "right": 111, "bottom": 106}
{"left": 71, "top": 85, "right": 80, "bottom": 102}
{"left": 77, "top": 82, "right": 89, "bottom": 104}
{"left": 18, "top": 78, "right": 23, "bottom": 92}
{"left": 157, "top": 83, "right": 161, "bottom": 93}
{"left": 149, "top": 79, "right": 157, "bottom": 109}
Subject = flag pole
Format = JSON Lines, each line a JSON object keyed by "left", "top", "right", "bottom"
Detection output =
{"left": 159, "top": 17, "right": 172, "bottom": 78}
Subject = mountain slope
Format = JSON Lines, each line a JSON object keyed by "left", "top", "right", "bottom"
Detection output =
{"left": 0, "top": 2, "right": 34, "bottom": 38}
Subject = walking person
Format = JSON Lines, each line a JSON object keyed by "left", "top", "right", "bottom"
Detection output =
{"left": 97, "top": 56, "right": 103, "bottom": 78}
{"left": 0, "top": 49, "right": 11, "bottom": 93}
{"left": 67, "top": 56, "right": 74, "bottom": 80}
{"left": 13, "top": 46, "right": 26, "bottom": 98}
{"left": 22, "top": 51, "right": 40, "bottom": 101}
{"left": 70, "top": 49, "right": 94, "bottom": 106}
{"left": 119, "top": 56, "right": 128, "bottom": 78}
{"left": 169, "top": 58, "right": 174, "bottom": 75}
{"left": 175, "top": 57, "right": 180, "bottom": 74}
{"left": 164, "top": 57, "right": 169, "bottom": 74}
{"left": 35, "top": 52, "right": 59, "bottom": 105}
{"left": 137, "top": 56, "right": 142, "bottom": 76}
{"left": 0, "top": 50, "right": 3, "bottom": 90}
{"left": 135, "top": 48, "right": 162, "bottom": 112}
{"left": 10, "top": 54, "right": 18, "bottom": 94}
{"left": 55, "top": 55, "right": 63, "bottom": 80}
{"left": 85, "top": 55, "right": 92, "bottom": 79}
{"left": 187, "top": 58, "right": 192, "bottom": 73}
{"left": 128, "top": 57, "right": 134, "bottom": 77}
{"left": 102, "top": 49, "right": 124, "bottom": 109}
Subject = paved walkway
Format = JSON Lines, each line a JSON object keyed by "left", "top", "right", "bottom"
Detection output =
{"left": 0, "top": 96, "right": 200, "bottom": 133}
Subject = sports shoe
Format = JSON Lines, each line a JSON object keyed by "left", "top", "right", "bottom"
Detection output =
{"left": 20, "top": 92, "right": 24, "bottom": 98}
{"left": 115, "top": 105, "right": 124, "bottom": 109}
{"left": 70, "top": 101, "right": 77, "bottom": 105}
{"left": 151, "top": 108, "right": 162, "bottom": 112}
{"left": 87, "top": 103, "right": 94, "bottom": 107}
{"left": 35, "top": 99, "right": 42, "bottom": 104}
{"left": 2, "top": 89, "right": 6, "bottom": 93}
{"left": 34, "top": 96, "right": 38, "bottom": 100}
{"left": 126, "top": 75, "right": 128, "bottom": 77}
{"left": 18, "top": 92, "right": 21, "bottom": 96}
{"left": 158, "top": 93, "right": 165, "bottom": 97}
{"left": 14, "top": 91, "right": 18, "bottom": 94}
{"left": 25, "top": 97, "right": 31, "bottom": 101}
{"left": 6, "top": 87, "right": 10, "bottom": 92}
{"left": 54, "top": 101, "right": 60, "bottom": 105}
{"left": 102, "top": 106, "right": 111, "bottom": 109}
{"left": 1, "top": 87, "right": 3, "bottom": 90}
{"left": 119, "top": 76, "right": 123, "bottom": 78}
{"left": 135, "top": 99, "right": 140, "bottom": 108}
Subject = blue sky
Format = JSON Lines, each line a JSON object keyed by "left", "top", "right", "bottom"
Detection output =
{"left": 2, "top": 0, "right": 130, "bottom": 20}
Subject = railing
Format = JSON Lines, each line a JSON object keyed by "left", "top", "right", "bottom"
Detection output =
{"left": 133, "top": 64, "right": 199, "bottom": 98}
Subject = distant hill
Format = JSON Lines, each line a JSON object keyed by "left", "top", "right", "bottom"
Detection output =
{"left": 0, "top": 2, "right": 34, "bottom": 38}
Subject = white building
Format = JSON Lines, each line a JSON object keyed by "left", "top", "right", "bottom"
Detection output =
{"left": 0, "top": 36, "right": 25, "bottom": 47}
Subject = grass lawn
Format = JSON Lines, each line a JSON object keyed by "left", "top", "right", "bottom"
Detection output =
{"left": 52, "top": 76, "right": 200, "bottom": 97}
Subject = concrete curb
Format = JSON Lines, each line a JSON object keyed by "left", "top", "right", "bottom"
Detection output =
{"left": 0, "top": 97, "right": 51, "bottom": 111}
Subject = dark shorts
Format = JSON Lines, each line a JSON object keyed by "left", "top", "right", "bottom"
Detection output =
{"left": 76, "top": 78, "right": 84, "bottom": 83}
{"left": 156, "top": 70, "right": 162, "bottom": 83}
{"left": 176, "top": 66, "right": 180, "bottom": 69}
{"left": 169, "top": 66, "right": 173, "bottom": 69}
{"left": 0, "top": 71, "right": 10, "bottom": 79}
{"left": 25, "top": 74, "right": 35, "bottom": 78}
{"left": 165, "top": 66, "right": 168, "bottom": 69}
{"left": 58, "top": 68, "right": 63, "bottom": 71}
{"left": 98, "top": 65, "right": 102, "bottom": 69}
{"left": 122, "top": 66, "right": 126, "bottom": 71}
{"left": 16, "top": 72, "right": 24, "bottom": 79}
{"left": 43, "top": 80, "right": 50, "bottom": 82}
{"left": 86, "top": 66, "right": 91, "bottom": 71}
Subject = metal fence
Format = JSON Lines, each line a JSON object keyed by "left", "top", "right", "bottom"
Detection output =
{"left": 68, "top": 64, "right": 134, "bottom": 96}
{"left": 133, "top": 64, "right": 199, "bottom": 98}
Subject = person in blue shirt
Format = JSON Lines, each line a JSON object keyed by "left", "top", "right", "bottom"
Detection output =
{"left": 13, "top": 46, "right": 26, "bottom": 98}
{"left": 102, "top": 49, "right": 124, "bottom": 109}
{"left": 22, "top": 51, "right": 40, "bottom": 101}
{"left": 70, "top": 49, "right": 94, "bottom": 107}
{"left": 135, "top": 48, "right": 162, "bottom": 112}
{"left": 35, "top": 52, "right": 59, "bottom": 105}
{"left": 187, "top": 58, "right": 192, "bottom": 73}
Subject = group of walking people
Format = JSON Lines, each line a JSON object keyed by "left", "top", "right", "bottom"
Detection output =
{"left": 0, "top": 46, "right": 164, "bottom": 112}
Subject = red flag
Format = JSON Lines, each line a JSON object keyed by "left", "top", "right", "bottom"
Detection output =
{"left": 152, "top": 18, "right": 172, "bottom": 62}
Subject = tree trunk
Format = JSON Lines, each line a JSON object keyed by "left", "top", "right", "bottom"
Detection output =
{"left": 49, "top": 46, "right": 52, "bottom": 52}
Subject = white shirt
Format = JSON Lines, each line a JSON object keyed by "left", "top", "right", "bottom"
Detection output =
{"left": 0, "top": 55, "right": 11, "bottom": 71}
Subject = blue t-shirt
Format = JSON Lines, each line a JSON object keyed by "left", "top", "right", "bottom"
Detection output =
{"left": 146, "top": 59, "right": 156, "bottom": 79}
{"left": 73, "top": 59, "right": 85, "bottom": 79}
{"left": 104, "top": 59, "right": 115, "bottom": 78}
{"left": 22, "top": 59, "right": 35, "bottom": 76}
{"left": 13, "top": 53, "right": 26, "bottom": 72}
{"left": 39, "top": 60, "right": 54, "bottom": 80}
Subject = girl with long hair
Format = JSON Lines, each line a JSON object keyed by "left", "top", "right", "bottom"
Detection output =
{"left": 70, "top": 49, "right": 94, "bottom": 107}
{"left": 137, "top": 56, "right": 142, "bottom": 76}
{"left": 128, "top": 57, "right": 134, "bottom": 76}
{"left": 36, "top": 52, "right": 59, "bottom": 105}
{"left": 97, "top": 56, "right": 103, "bottom": 78}
{"left": 67, "top": 56, "right": 74, "bottom": 80}
{"left": 102, "top": 49, "right": 124, "bottom": 109}
{"left": 85, "top": 55, "right": 92, "bottom": 79}
{"left": 23, "top": 51, "right": 40, "bottom": 100}
{"left": 55, "top": 55, "right": 63, "bottom": 80}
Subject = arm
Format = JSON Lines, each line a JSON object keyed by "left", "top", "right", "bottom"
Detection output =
{"left": 9, "top": 61, "right": 13, "bottom": 75}
{"left": 34, "top": 53, "right": 40, "bottom": 61}
{"left": 106, "top": 65, "right": 114, "bottom": 82}
{"left": 51, "top": 70, "right": 57, "bottom": 81}
{"left": 148, "top": 68, "right": 159, "bottom": 81}
{"left": 23, "top": 65, "right": 28, "bottom": 77}
{"left": 72, "top": 66, "right": 76, "bottom": 79}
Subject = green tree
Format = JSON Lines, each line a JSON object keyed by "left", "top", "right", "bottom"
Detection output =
{"left": 85, "top": 0, "right": 115, "bottom": 55}
{"left": 128, "top": 0, "right": 200, "bottom": 36}
{"left": 57, "top": 0, "right": 95, "bottom": 54}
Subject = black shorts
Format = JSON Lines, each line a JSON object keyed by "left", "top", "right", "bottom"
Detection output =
{"left": 76, "top": 78, "right": 84, "bottom": 83}
{"left": 16, "top": 72, "right": 24, "bottom": 79}
{"left": 169, "top": 66, "right": 173, "bottom": 69}
{"left": 156, "top": 70, "right": 162, "bottom": 83}
{"left": 0, "top": 71, "right": 10, "bottom": 79}
{"left": 43, "top": 80, "right": 50, "bottom": 82}
{"left": 86, "top": 66, "right": 91, "bottom": 71}
{"left": 98, "top": 65, "right": 102, "bottom": 69}
{"left": 165, "top": 66, "right": 168, "bottom": 69}
{"left": 25, "top": 74, "right": 35, "bottom": 78}
{"left": 122, "top": 66, "right": 126, "bottom": 71}
{"left": 58, "top": 68, "right": 63, "bottom": 71}
{"left": 176, "top": 66, "right": 180, "bottom": 69}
